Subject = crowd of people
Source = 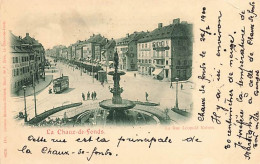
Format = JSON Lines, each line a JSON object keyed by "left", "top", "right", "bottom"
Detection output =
{"left": 82, "top": 91, "right": 97, "bottom": 101}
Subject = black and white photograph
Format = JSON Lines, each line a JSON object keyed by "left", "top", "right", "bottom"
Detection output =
{"left": 1, "top": 0, "right": 259, "bottom": 164}
{"left": 10, "top": 7, "right": 193, "bottom": 127}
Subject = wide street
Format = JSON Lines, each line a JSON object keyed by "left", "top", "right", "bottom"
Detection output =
{"left": 12, "top": 58, "right": 193, "bottom": 123}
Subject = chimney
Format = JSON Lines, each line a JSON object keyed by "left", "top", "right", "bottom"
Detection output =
{"left": 173, "top": 18, "right": 180, "bottom": 25}
{"left": 26, "top": 33, "right": 29, "bottom": 37}
{"left": 158, "top": 23, "right": 163, "bottom": 28}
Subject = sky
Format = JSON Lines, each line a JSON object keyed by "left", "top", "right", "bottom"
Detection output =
{"left": 3, "top": 0, "right": 197, "bottom": 49}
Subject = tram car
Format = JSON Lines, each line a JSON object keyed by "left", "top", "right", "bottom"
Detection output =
{"left": 53, "top": 76, "right": 69, "bottom": 93}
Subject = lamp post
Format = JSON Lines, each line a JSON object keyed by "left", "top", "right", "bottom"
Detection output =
{"left": 22, "top": 86, "right": 28, "bottom": 122}
{"left": 92, "top": 57, "right": 94, "bottom": 83}
{"left": 175, "top": 77, "right": 179, "bottom": 109}
{"left": 33, "top": 73, "right": 37, "bottom": 117}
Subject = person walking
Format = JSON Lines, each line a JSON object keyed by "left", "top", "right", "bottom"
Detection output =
{"left": 87, "top": 91, "right": 90, "bottom": 100}
{"left": 82, "top": 93, "right": 85, "bottom": 101}
{"left": 91, "top": 92, "right": 94, "bottom": 100}
{"left": 145, "top": 92, "right": 149, "bottom": 101}
{"left": 94, "top": 91, "right": 97, "bottom": 100}
{"left": 181, "top": 83, "right": 183, "bottom": 90}
{"left": 170, "top": 82, "right": 173, "bottom": 88}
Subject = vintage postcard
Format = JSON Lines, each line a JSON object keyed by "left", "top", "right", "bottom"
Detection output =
{"left": 0, "top": 0, "right": 259, "bottom": 163}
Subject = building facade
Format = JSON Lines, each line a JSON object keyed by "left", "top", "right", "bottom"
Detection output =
{"left": 10, "top": 32, "right": 45, "bottom": 93}
{"left": 115, "top": 32, "right": 147, "bottom": 71}
{"left": 137, "top": 19, "right": 193, "bottom": 81}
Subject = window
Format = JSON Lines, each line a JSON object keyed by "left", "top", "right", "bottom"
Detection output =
{"left": 177, "top": 70, "right": 181, "bottom": 77}
{"left": 145, "top": 59, "right": 148, "bottom": 63}
{"left": 166, "top": 51, "right": 169, "bottom": 57}
{"left": 177, "top": 60, "right": 181, "bottom": 65}
{"left": 162, "top": 51, "right": 165, "bottom": 56}
{"left": 145, "top": 43, "right": 147, "bottom": 48}
{"left": 142, "top": 44, "right": 144, "bottom": 48}
{"left": 149, "top": 59, "right": 151, "bottom": 63}
{"left": 166, "top": 60, "right": 168, "bottom": 65}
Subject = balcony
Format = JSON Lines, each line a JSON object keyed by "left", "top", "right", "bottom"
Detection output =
{"left": 152, "top": 55, "right": 165, "bottom": 59}
{"left": 155, "top": 63, "right": 165, "bottom": 68}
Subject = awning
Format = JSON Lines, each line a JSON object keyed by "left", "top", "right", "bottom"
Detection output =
{"left": 150, "top": 64, "right": 156, "bottom": 68}
{"left": 152, "top": 68, "right": 163, "bottom": 76}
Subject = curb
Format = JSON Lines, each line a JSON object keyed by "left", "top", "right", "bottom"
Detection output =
{"left": 13, "top": 75, "right": 53, "bottom": 98}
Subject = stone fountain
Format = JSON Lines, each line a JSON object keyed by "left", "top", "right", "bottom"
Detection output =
{"left": 99, "top": 51, "right": 135, "bottom": 124}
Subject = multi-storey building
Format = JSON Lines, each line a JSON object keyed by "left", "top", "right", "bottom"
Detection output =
{"left": 23, "top": 33, "right": 45, "bottom": 81}
{"left": 81, "top": 34, "right": 107, "bottom": 62}
{"left": 137, "top": 19, "right": 193, "bottom": 81}
{"left": 115, "top": 32, "right": 147, "bottom": 71}
{"left": 10, "top": 32, "right": 45, "bottom": 93}
{"left": 102, "top": 39, "right": 116, "bottom": 61}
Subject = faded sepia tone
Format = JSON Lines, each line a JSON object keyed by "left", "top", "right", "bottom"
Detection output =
{"left": 0, "top": 0, "right": 259, "bottom": 164}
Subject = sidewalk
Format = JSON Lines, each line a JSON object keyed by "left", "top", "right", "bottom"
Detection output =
{"left": 13, "top": 75, "right": 53, "bottom": 97}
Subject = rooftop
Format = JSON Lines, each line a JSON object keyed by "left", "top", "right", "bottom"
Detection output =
{"left": 138, "top": 19, "right": 193, "bottom": 43}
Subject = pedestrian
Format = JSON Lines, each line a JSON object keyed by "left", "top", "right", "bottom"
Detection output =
{"left": 134, "top": 73, "right": 136, "bottom": 77}
{"left": 91, "top": 92, "right": 94, "bottom": 100}
{"left": 87, "top": 91, "right": 90, "bottom": 100}
{"left": 94, "top": 91, "right": 97, "bottom": 99}
{"left": 170, "top": 82, "right": 173, "bottom": 88}
{"left": 181, "top": 83, "right": 183, "bottom": 90}
{"left": 82, "top": 93, "right": 85, "bottom": 101}
{"left": 145, "top": 92, "right": 149, "bottom": 101}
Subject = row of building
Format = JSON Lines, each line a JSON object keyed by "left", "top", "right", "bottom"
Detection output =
{"left": 46, "top": 18, "right": 193, "bottom": 81}
{"left": 10, "top": 32, "right": 45, "bottom": 93}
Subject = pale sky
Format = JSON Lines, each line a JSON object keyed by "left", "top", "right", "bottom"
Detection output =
{"left": 4, "top": 0, "right": 196, "bottom": 49}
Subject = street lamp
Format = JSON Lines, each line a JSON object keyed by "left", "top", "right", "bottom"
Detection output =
{"left": 22, "top": 86, "right": 28, "bottom": 122}
{"left": 175, "top": 77, "right": 179, "bottom": 109}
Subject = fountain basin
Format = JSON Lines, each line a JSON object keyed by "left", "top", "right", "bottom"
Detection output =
{"left": 108, "top": 71, "right": 126, "bottom": 76}
{"left": 99, "top": 99, "right": 135, "bottom": 111}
